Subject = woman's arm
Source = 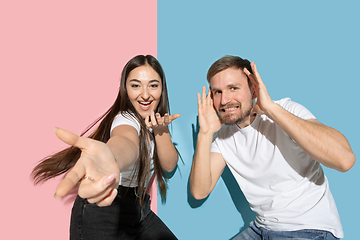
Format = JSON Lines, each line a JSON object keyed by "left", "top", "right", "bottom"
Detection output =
{"left": 146, "top": 111, "right": 180, "bottom": 172}
{"left": 108, "top": 125, "right": 140, "bottom": 171}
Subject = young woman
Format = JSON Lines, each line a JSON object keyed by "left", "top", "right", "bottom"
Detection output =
{"left": 32, "top": 55, "right": 180, "bottom": 239}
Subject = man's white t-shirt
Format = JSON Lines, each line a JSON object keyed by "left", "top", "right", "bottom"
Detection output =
{"left": 211, "top": 98, "right": 343, "bottom": 238}
{"left": 110, "top": 112, "right": 154, "bottom": 188}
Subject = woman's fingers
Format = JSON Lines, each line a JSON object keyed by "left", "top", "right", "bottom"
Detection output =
{"left": 78, "top": 174, "right": 117, "bottom": 202}
{"left": 145, "top": 111, "right": 181, "bottom": 129}
{"left": 54, "top": 127, "right": 87, "bottom": 150}
{"left": 54, "top": 163, "right": 86, "bottom": 198}
{"left": 149, "top": 110, "right": 157, "bottom": 126}
{"left": 156, "top": 112, "right": 164, "bottom": 125}
{"left": 170, "top": 113, "right": 181, "bottom": 122}
{"left": 96, "top": 188, "right": 118, "bottom": 207}
{"left": 163, "top": 113, "right": 169, "bottom": 125}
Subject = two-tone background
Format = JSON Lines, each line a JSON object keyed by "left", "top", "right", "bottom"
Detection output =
{"left": 1, "top": 1, "right": 359, "bottom": 239}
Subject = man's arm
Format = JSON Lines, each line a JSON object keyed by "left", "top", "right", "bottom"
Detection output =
{"left": 190, "top": 86, "right": 226, "bottom": 199}
{"left": 190, "top": 133, "right": 226, "bottom": 199}
{"left": 245, "top": 62, "right": 355, "bottom": 172}
{"left": 264, "top": 104, "right": 355, "bottom": 172}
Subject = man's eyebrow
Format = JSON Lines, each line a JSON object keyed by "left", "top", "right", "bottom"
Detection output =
{"left": 210, "top": 86, "right": 219, "bottom": 92}
{"left": 227, "top": 83, "right": 241, "bottom": 88}
{"left": 211, "top": 83, "right": 241, "bottom": 91}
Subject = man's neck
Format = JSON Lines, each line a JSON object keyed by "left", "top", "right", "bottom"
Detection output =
{"left": 236, "top": 113, "right": 256, "bottom": 129}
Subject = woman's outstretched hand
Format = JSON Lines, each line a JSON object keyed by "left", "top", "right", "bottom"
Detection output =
{"left": 53, "top": 127, "right": 120, "bottom": 207}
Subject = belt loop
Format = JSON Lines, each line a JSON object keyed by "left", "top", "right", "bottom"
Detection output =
{"left": 134, "top": 187, "right": 139, "bottom": 198}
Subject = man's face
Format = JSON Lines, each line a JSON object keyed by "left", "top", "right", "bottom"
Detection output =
{"left": 210, "top": 67, "right": 254, "bottom": 128}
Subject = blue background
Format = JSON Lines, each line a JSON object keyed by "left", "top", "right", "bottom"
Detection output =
{"left": 157, "top": 1, "right": 359, "bottom": 239}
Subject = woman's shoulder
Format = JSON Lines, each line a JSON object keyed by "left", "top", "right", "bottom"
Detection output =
{"left": 111, "top": 111, "right": 141, "bottom": 133}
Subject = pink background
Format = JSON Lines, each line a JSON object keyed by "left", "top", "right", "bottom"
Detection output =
{"left": 0, "top": 1, "right": 157, "bottom": 239}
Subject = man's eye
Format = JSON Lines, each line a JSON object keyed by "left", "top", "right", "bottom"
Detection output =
{"left": 231, "top": 87, "right": 238, "bottom": 91}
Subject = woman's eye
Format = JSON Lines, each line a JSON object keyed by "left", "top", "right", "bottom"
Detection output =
{"left": 131, "top": 84, "right": 140, "bottom": 88}
{"left": 150, "top": 84, "right": 159, "bottom": 89}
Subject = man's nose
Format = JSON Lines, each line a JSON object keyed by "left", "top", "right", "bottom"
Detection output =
{"left": 220, "top": 93, "right": 230, "bottom": 105}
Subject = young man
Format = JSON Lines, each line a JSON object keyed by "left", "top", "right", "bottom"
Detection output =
{"left": 190, "top": 55, "right": 355, "bottom": 239}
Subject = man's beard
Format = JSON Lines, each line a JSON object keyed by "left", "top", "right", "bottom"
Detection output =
{"left": 219, "top": 101, "right": 254, "bottom": 126}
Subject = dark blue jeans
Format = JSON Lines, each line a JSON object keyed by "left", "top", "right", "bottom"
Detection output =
{"left": 70, "top": 185, "right": 177, "bottom": 240}
{"left": 233, "top": 221, "right": 339, "bottom": 240}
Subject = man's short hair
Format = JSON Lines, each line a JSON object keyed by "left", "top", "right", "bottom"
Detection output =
{"left": 207, "top": 55, "right": 253, "bottom": 84}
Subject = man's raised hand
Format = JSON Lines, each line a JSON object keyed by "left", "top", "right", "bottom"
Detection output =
{"left": 197, "top": 86, "right": 223, "bottom": 135}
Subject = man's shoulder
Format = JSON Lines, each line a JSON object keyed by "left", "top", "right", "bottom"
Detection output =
{"left": 214, "top": 125, "right": 238, "bottom": 141}
{"left": 274, "top": 97, "right": 293, "bottom": 107}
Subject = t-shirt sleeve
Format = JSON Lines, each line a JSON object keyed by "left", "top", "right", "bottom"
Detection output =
{"left": 275, "top": 98, "right": 316, "bottom": 120}
{"left": 210, "top": 132, "right": 221, "bottom": 153}
{"left": 110, "top": 112, "right": 141, "bottom": 135}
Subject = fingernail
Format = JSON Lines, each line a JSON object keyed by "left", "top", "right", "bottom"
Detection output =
{"left": 105, "top": 174, "right": 116, "bottom": 185}
{"left": 54, "top": 193, "right": 59, "bottom": 199}
{"left": 54, "top": 127, "right": 59, "bottom": 132}
{"left": 111, "top": 188, "right": 118, "bottom": 197}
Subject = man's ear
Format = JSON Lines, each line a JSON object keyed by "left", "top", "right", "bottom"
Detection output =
{"left": 251, "top": 86, "right": 257, "bottom": 100}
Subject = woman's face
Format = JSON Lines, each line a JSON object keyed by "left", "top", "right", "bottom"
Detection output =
{"left": 126, "top": 64, "right": 162, "bottom": 119}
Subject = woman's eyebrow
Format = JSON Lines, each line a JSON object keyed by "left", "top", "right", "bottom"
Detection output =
{"left": 128, "top": 79, "right": 160, "bottom": 83}
{"left": 128, "top": 79, "right": 141, "bottom": 83}
{"left": 149, "top": 79, "right": 160, "bottom": 83}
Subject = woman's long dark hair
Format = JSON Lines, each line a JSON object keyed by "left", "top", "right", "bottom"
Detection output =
{"left": 31, "top": 55, "right": 172, "bottom": 204}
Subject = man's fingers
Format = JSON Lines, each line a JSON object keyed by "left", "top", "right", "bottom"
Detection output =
{"left": 244, "top": 66, "right": 259, "bottom": 91}
{"left": 250, "top": 61, "right": 264, "bottom": 85}
{"left": 206, "top": 87, "right": 212, "bottom": 105}
{"left": 197, "top": 92, "right": 202, "bottom": 107}
{"left": 251, "top": 61, "right": 259, "bottom": 76}
{"left": 202, "top": 86, "right": 207, "bottom": 104}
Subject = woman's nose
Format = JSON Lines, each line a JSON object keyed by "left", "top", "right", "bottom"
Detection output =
{"left": 141, "top": 88, "right": 150, "bottom": 100}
